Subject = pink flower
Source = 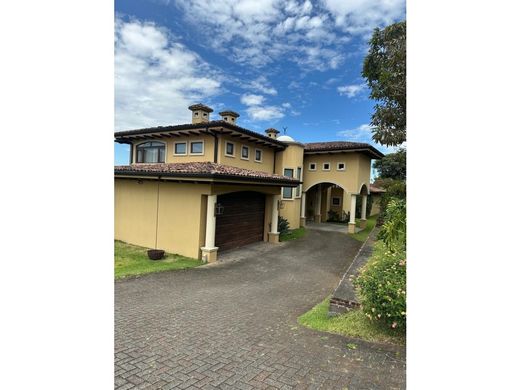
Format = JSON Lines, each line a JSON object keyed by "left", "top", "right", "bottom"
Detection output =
{"left": 391, "top": 322, "right": 397, "bottom": 328}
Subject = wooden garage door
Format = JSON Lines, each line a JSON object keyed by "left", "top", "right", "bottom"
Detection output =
{"left": 215, "top": 191, "right": 266, "bottom": 252}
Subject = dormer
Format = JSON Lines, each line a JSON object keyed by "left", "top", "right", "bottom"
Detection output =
{"left": 188, "top": 103, "right": 213, "bottom": 124}
{"left": 219, "top": 110, "right": 240, "bottom": 125}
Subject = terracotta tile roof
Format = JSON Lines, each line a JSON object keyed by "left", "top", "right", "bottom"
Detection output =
{"left": 114, "top": 162, "right": 300, "bottom": 186}
{"left": 114, "top": 120, "right": 287, "bottom": 149}
{"left": 369, "top": 185, "right": 386, "bottom": 193}
{"left": 304, "top": 141, "right": 384, "bottom": 159}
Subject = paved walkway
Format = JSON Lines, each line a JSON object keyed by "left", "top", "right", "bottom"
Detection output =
{"left": 306, "top": 222, "right": 361, "bottom": 234}
{"left": 115, "top": 229, "right": 406, "bottom": 389}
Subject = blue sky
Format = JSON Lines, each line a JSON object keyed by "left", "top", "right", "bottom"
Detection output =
{"left": 114, "top": 0, "right": 405, "bottom": 165}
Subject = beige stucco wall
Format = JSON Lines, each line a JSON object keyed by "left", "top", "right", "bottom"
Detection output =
{"left": 218, "top": 135, "right": 275, "bottom": 173}
{"left": 370, "top": 193, "right": 382, "bottom": 216}
{"left": 275, "top": 143, "right": 305, "bottom": 229}
{"left": 302, "top": 153, "right": 372, "bottom": 195}
{"left": 115, "top": 179, "right": 210, "bottom": 259}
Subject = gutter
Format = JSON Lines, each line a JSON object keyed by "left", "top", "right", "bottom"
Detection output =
{"left": 114, "top": 170, "right": 301, "bottom": 187}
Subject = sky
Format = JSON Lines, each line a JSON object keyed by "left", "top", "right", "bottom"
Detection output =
{"left": 114, "top": 0, "right": 406, "bottom": 165}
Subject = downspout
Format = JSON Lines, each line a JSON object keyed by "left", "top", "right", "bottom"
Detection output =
{"left": 154, "top": 178, "right": 160, "bottom": 249}
{"left": 129, "top": 142, "right": 133, "bottom": 164}
{"left": 205, "top": 125, "right": 219, "bottom": 163}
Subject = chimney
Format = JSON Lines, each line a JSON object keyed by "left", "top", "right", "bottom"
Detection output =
{"left": 265, "top": 128, "right": 280, "bottom": 139}
{"left": 188, "top": 103, "right": 213, "bottom": 124}
{"left": 219, "top": 110, "right": 240, "bottom": 125}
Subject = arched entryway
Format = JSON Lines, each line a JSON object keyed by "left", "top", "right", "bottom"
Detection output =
{"left": 302, "top": 182, "right": 350, "bottom": 224}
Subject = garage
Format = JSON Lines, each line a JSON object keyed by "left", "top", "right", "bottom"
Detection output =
{"left": 215, "top": 191, "right": 266, "bottom": 252}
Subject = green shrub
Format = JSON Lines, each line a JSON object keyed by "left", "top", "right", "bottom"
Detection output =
{"left": 378, "top": 198, "right": 406, "bottom": 252}
{"left": 278, "top": 216, "right": 290, "bottom": 235}
{"left": 354, "top": 242, "right": 406, "bottom": 331}
{"left": 327, "top": 210, "right": 340, "bottom": 222}
{"left": 377, "top": 180, "right": 406, "bottom": 225}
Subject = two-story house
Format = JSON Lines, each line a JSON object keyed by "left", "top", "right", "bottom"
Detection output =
{"left": 114, "top": 103, "right": 384, "bottom": 262}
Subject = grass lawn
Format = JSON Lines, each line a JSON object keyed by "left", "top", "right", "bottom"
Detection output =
{"left": 298, "top": 296, "right": 405, "bottom": 346}
{"left": 115, "top": 241, "right": 202, "bottom": 279}
{"left": 350, "top": 214, "right": 378, "bottom": 242}
{"left": 280, "top": 227, "right": 306, "bottom": 242}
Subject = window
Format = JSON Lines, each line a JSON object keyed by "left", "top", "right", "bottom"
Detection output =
{"left": 136, "top": 141, "right": 165, "bottom": 163}
{"left": 295, "top": 167, "right": 302, "bottom": 197}
{"left": 337, "top": 162, "right": 346, "bottom": 171}
{"left": 309, "top": 163, "right": 316, "bottom": 171}
{"left": 322, "top": 162, "right": 330, "bottom": 171}
{"left": 332, "top": 197, "right": 341, "bottom": 206}
{"left": 174, "top": 142, "right": 187, "bottom": 155}
{"left": 255, "top": 149, "right": 262, "bottom": 162}
{"left": 282, "top": 168, "right": 294, "bottom": 199}
{"left": 241, "top": 145, "right": 249, "bottom": 160}
{"left": 190, "top": 141, "right": 204, "bottom": 155}
{"left": 225, "top": 142, "right": 235, "bottom": 156}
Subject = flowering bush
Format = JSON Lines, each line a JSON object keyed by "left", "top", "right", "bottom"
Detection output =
{"left": 378, "top": 198, "right": 406, "bottom": 252}
{"left": 354, "top": 242, "right": 406, "bottom": 331}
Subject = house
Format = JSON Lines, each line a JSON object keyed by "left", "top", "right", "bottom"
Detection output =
{"left": 114, "top": 103, "right": 384, "bottom": 262}
{"left": 369, "top": 184, "right": 386, "bottom": 216}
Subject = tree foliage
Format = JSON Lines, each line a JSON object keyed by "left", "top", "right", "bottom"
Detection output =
{"left": 362, "top": 21, "right": 406, "bottom": 147}
{"left": 373, "top": 148, "right": 406, "bottom": 180}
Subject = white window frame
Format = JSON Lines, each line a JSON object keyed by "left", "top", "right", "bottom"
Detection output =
{"left": 189, "top": 140, "right": 205, "bottom": 155}
{"left": 308, "top": 162, "right": 317, "bottom": 171}
{"left": 337, "top": 162, "right": 346, "bottom": 171}
{"left": 173, "top": 141, "right": 187, "bottom": 156}
{"left": 241, "top": 145, "right": 250, "bottom": 160}
{"left": 322, "top": 162, "right": 331, "bottom": 171}
{"left": 332, "top": 196, "right": 341, "bottom": 206}
{"left": 282, "top": 168, "right": 294, "bottom": 200}
{"left": 254, "top": 148, "right": 263, "bottom": 163}
{"left": 224, "top": 141, "right": 235, "bottom": 157}
{"left": 295, "top": 167, "right": 302, "bottom": 198}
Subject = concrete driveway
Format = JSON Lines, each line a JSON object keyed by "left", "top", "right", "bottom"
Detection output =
{"left": 115, "top": 229, "right": 406, "bottom": 389}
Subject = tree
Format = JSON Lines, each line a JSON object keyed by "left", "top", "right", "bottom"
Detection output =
{"left": 362, "top": 21, "right": 406, "bottom": 147}
{"left": 373, "top": 148, "right": 406, "bottom": 180}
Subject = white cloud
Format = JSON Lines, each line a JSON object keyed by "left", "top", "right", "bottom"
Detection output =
{"left": 115, "top": 18, "right": 222, "bottom": 130}
{"left": 246, "top": 105, "right": 285, "bottom": 121}
{"left": 337, "top": 123, "right": 373, "bottom": 140}
{"left": 321, "top": 0, "right": 405, "bottom": 35}
{"left": 172, "top": 0, "right": 404, "bottom": 70}
{"left": 240, "top": 93, "right": 265, "bottom": 106}
{"left": 337, "top": 83, "right": 366, "bottom": 97}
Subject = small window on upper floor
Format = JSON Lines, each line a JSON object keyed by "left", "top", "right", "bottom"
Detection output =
{"left": 190, "top": 141, "right": 204, "bottom": 155}
{"left": 322, "top": 163, "right": 331, "bottom": 171}
{"left": 241, "top": 145, "right": 249, "bottom": 160}
{"left": 174, "top": 142, "right": 187, "bottom": 155}
{"left": 337, "top": 162, "right": 346, "bottom": 171}
{"left": 255, "top": 149, "right": 262, "bottom": 162}
{"left": 136, "top": 141, "right": 166, "bottom": 163}
{"left": 309, "top": 163, "right": 316, "bottom": 171}
{"left": 282, "top": 168, "right": 294, "bottom": 199}
{"left": 225, "top": 142, "right": 235, "bottom": 156}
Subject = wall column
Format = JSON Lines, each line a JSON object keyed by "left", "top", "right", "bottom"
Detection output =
{"left": 315, "top": 184, "right": 322, "bottom": 223}
{"left": 201, "top": 194, "right": 218, "bottom": 263}
{"left": 268, "top": 194, "right": 280, "bottom": 243}
{"left": 325, "top": 187, "right": 332, "bottom": 222}
{"left": 348, "top": 194, "right": 357, "bottom": 234}
{"left": 359, "top": 194, "right": 368, "bottom": 229}
{"left": 300, "top": 192, "right": 306, "bottom": 227}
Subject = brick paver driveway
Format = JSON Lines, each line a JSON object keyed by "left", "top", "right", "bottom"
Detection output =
{"left": 115, "top": 229, "right": 406, "bottom": 390}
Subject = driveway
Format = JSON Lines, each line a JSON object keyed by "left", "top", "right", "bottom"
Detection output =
{"left": 115, "top": 229, "right": 406, "bottom": 390}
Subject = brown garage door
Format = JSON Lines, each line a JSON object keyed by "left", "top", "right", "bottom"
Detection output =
{"left": 215, "top": 191, "right": 266, "bottom": 252}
